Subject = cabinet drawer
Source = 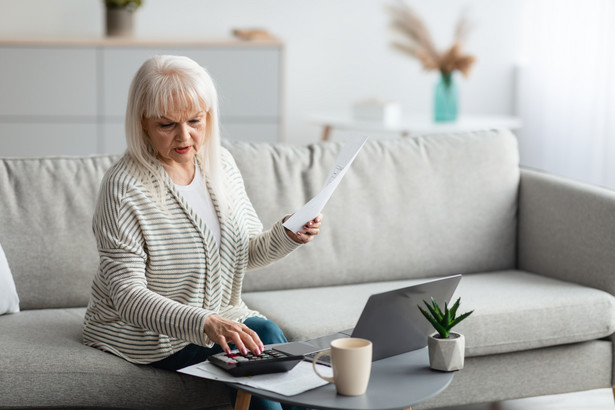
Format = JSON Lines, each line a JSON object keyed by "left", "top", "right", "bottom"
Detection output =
{"left": 101, "top": 47, "right": 281, "bottom": 119}
{"left": 0, "top": 47, "right": 97, "bottom": 117}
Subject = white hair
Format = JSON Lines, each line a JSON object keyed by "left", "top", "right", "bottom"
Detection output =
{"left": 125, "top": 55, "right": 227, "bottom": 210}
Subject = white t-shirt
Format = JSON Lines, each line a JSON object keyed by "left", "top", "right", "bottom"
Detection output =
{"left": 174, "top": 166, "right": 221, "bottom": 247}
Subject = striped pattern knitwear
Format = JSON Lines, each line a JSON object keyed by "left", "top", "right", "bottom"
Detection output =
{"left": 83, "top": 148, "right": 300, "bottom": 364}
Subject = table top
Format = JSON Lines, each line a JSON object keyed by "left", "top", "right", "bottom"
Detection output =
{"left": 230, "top": 347, "right": 453, "bottom": 410}
{"left": 308, "top": 112, "right": 522, "bottom": 135}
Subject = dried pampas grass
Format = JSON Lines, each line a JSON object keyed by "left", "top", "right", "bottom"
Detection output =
{"left": 388, "top": 0, "right": 476, "bottom": 79}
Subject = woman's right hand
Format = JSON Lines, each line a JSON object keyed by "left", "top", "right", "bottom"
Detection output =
{"left": 204, "top": 314, "right": 265, "bottom": 355}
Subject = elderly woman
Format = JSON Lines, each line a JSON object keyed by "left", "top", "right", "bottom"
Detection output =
{"left": 83, "top": 55, "right": 321, "bottom": 409}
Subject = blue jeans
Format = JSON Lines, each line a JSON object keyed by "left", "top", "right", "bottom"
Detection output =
{"left": 150, "top": 317, "right": 305, "bottom": 410}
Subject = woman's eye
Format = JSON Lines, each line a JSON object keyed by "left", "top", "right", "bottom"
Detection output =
{"left": 189, "top": 119, "right": 201, "bottom": 124}
{"left": 160, "top": 123, "right": 174, "bottom": 128}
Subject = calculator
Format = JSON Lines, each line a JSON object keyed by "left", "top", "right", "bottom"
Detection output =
{"left": 208, "top": 348, "right": 304, "bottom": 377}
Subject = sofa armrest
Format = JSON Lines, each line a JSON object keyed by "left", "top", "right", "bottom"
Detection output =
{"left": 518, "top": 168, "right": 615, "bottom": 295}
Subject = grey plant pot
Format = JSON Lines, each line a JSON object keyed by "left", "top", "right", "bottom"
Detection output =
{"left": 106, "top": 8, "right": 134, "bottom": 37}
{"left": 427, "top": 332, "right": 465, "bottom": 371}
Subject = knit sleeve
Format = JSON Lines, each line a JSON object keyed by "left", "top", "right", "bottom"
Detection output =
{"left": 219, "top": 148, "right": 301, "bottom": 271}
{"left": 92, "top": 166, "right": 214, "bottom": 348}
{"left": 247, "top": 218, "right": 302, "bottom": 270}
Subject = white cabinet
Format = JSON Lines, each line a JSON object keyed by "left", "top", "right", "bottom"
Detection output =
{"left": 0, "top": 123, "right": 99, "bottom": 157}
{"left": 0, "top": 46, "right": 99, "bottom": 157}
{"left": 0, "top": 39, "right": 284, "bottom": 157}
{"left": 0, "top": 47, "right": 97, "bottom": 117}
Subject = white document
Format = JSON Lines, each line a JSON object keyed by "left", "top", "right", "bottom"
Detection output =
{"left": 178, "top": 360, "right": 330, "bottom": 396}
{"left": 283, "top": 136, "right": 368, "bottom": 233}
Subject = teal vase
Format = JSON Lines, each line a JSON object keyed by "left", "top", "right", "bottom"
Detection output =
{"left": 434, "top": 73, "right": 458, "bottom": 122}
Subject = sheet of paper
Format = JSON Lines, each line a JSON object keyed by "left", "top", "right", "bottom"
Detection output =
{"left": 283, "top": 136, "right": 368, "bottom": 233}
{"left": 178, "top": 360, "right": 330, "bottom": 396}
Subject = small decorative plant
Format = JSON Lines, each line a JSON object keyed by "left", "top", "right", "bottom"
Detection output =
{"left": 104, "top": 0, "right": 142, "bottom": 37}
{"left": 387, "top": 1, "right": 476, "bottom": 122}
{"left": 104, "top": 0, "right": 142, "bottom": 10}
{"left": 387, "top": 1, "right": 476, "bottom": 80}
{"left": 418, "top": 297, "right": 473, "bottom": 339}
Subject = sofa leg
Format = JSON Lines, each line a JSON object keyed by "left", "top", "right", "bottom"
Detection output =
{"left": 235, "top": 390, "right": 251, "bottom": 410}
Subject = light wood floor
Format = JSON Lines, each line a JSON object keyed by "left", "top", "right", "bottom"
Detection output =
{"left": 437, "top": 388, "right": 614, "bottom": 410}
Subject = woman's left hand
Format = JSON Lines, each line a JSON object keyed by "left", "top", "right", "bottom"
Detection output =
{"left": 284, "top": 214, "right": 323, "bottom": 244}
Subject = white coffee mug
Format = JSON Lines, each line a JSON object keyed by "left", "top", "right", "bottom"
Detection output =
{"left": 312, "top": 337, "right": 372, "bottom": 396}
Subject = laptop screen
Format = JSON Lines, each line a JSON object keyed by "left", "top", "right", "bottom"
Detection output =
{"left": 352, "top": 274, "right": 461, "bottom": 360}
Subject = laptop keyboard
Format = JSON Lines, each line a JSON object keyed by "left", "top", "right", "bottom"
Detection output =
{"left": 305, "top": 351, "right": 332, "bottom": 366}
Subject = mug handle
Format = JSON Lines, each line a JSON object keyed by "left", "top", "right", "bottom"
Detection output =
{"left": 312, "top": 349, "right": 335, "bottom": 383}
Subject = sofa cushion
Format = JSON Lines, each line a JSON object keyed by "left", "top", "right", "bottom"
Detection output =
{"left": 0, "top": 242, "right": 19, "bottom": 314}
{"left": 227, "top": 129, "right": 520, "bottom": 292}
{"left": 0, "top": 155, "right": 119, "bottom": 310}
{"left": 454, "top": 271, "right": 615, "bottom": 356}
{"left": 242, "top": 271, "right": 615, "bottom": 357}
{"left": 0, "top": 308, "right": 231, "bottom": 409}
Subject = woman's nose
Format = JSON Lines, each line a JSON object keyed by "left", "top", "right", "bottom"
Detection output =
{"left": 176, "top": 123, "right": 190, "bottom": 140}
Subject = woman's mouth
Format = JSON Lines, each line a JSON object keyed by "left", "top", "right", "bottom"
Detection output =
{"left": 174, "top": 146, "right": 191, "bottom": 154}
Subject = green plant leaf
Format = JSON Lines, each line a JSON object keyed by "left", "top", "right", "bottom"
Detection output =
{"left": 418, "top": 305, "right": 435, "bottom": 325}
{"left": 105, "top": 0, "right": 142, "bottom": 9}
{"left": 449, "top": 297, "right": 461, "bottom": 318}
{"left": 423, "top": 299, "right": 442, "bottom": 322}
{"left": 450, "top": 310, "right": 474, "bottom": 329}
{"left": 430, "top": 297, "right": 444, "bottom": 321}
{"left": 444, "top": 301, "right": 451, "bottom": 327}
{"left": 419, "top": 304, "right": 449, "bottom": 338}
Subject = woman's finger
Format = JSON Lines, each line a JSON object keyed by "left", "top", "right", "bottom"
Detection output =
{"left": 295, "top": 232, "right": 314, "bottom": 243}
{"left": 206, "top": 315, "right": 267, "bottom": 355}
{"left": 244, "top": 326, "right": 265, "bottom": 351}
{"left": 228, "top": 331, "right": 248, "bottom": 355}
{"left": 236, "top": 325, "right": 263, "bottom": 354}
{"left": 217, "top": 335, "right": 231, "bottom": 354}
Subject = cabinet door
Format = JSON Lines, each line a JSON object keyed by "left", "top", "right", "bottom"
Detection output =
{"left": 0, "top": 123, "right": 98, "bottom": 157}
{"left": 101, "top": 121, "right": 125, "bottom": 155}
{"left": 101, "top": 46, "right": 281, "bottom": 143}
{"left": 221, "top": 123, "right": 279, "bottom": 143}
{"left": 0, "top": 47, "right": 97, "bottom": 117}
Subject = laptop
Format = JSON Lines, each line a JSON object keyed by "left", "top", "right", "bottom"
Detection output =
{"left": 274, "top": 274, "right": 462, "bottom": 363}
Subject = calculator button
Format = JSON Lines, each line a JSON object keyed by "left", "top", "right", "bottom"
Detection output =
{"left": 217, "top": 355, "right": 237, "bottom": 363}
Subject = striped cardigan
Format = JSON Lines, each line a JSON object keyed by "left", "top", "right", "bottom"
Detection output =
{"left": 83, "top": 148, "right": 300, "bottom": 364}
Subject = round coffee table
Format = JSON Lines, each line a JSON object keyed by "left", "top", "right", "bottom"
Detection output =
{"left": 231, "top": 346, "right": 453, "bottom": 410}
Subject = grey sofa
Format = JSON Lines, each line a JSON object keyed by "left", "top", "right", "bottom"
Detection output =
{"left": 1, "top": 129, "right": 614, "bottom": 409}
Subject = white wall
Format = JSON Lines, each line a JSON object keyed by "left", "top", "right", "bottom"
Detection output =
{"left": 0, "top": 0, "right": 523, "bottom": 145}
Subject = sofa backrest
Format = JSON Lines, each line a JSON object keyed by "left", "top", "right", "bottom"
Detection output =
{"left": 228, "top": 129, "right": 520, "bottom": 292}
{"left": 0, "top": 129, "right": 519, "bottom": 309}
{"left": 0, "top": 155, "right": 119, "bottom": 310}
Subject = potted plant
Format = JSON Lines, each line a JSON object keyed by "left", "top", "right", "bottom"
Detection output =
{"left": 418, "top": 297, "right": 473, "bottom": 371}
{"left": 387, "top": 1, "right": 476, "bottom": 122}
{"left": 104, "top": 0, "right": 143, "bottom": 37}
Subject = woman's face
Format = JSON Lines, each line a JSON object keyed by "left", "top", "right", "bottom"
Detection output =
{"left": 142, "top": 109, "right": 207, "bottom": 169}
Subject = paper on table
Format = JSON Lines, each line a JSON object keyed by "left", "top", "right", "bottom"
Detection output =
{"left": 283, "top": 136, "right": 368, "bottom": 233}
{"left": 178, "top": 360, "right": 330, "bottom": 396}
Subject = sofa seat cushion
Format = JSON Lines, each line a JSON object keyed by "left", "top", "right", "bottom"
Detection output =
{"left": 455, "top": 271, "right": 615, "bottom": 356}
{"left": 0, "top": 308, "right": 230, "bottom": 410}
{"left": 242, "top": 271, "right": 615, "bottom": 357}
